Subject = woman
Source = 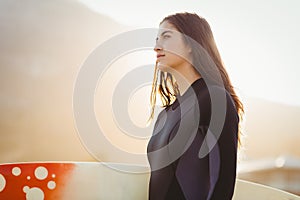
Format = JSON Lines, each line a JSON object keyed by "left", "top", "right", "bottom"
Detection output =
{"left": 147, "top": 12, "right": 244, "bottom": 200}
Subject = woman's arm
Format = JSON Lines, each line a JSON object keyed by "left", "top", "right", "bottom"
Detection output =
{"left": 174, "top": 88, "right": 239, "bottom": 200}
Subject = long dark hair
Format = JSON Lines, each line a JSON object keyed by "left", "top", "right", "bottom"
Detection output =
{"left": 150, "top": 12, "right": 244, "bottom": 145}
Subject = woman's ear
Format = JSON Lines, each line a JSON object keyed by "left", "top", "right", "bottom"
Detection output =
{"left": 186, "top": 44, "right": 192, "bottom": 53}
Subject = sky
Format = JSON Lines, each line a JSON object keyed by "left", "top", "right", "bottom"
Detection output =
{"left": 79, "top": 0, "right": 300, "bottom": 106}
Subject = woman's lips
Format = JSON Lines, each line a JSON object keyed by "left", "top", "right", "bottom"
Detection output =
{"left": 156, "top": 54, "right": 165, "bottom": 58}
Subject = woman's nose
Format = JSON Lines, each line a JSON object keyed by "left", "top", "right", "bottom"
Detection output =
{"left": 154, "top": 40, "right": 163, "bottom": 52}
{"left": 154, "top": 44, "right": 162, "bottom": 52}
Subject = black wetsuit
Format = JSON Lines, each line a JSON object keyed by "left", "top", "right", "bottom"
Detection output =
{"left": 147, "top": 78, "right": 239, "bottom": 200}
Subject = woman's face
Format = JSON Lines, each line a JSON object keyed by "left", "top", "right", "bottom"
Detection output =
{"left": 154, "top": 21, "right": 192, "bottom": 72}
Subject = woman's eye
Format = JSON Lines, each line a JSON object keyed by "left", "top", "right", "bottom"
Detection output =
{"left": 163, "top": 35, "right": 171, "bottom": 39}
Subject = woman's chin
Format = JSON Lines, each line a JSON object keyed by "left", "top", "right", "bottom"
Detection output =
{"left": 157, "top": 62, "right": 172, "bottom": 72}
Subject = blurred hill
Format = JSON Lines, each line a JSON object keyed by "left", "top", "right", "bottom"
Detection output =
{"left": 242, "top": 97, "right": 300, "bottom": 160}
{"left": 0, "top": 0, "right": 299, "bottom": 163}
{"left": 0, "top": 0, "right": 126, "bottom": 162}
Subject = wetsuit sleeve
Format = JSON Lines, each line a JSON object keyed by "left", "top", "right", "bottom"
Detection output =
{"left": 209, "top": 90, "right": 239, "bottom": 199}
{"left": 175, "top": 88, "right": 239, "bottom": 200}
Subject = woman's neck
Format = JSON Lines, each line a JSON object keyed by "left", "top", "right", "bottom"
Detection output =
{"left": 170, "top": 63, "right": 201, "bottom": 95}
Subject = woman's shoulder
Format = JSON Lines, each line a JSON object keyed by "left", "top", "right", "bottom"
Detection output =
{"left": 196, "top": 83, "right": 236, "bottom": 109}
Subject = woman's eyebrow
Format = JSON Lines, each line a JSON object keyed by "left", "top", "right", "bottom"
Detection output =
{"left": 161, "top": 30, "right": 173, "bottom": 36}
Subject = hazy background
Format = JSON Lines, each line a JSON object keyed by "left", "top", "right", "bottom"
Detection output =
{"left": 0, "top": 0, "right": 299, "bottom": 193}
